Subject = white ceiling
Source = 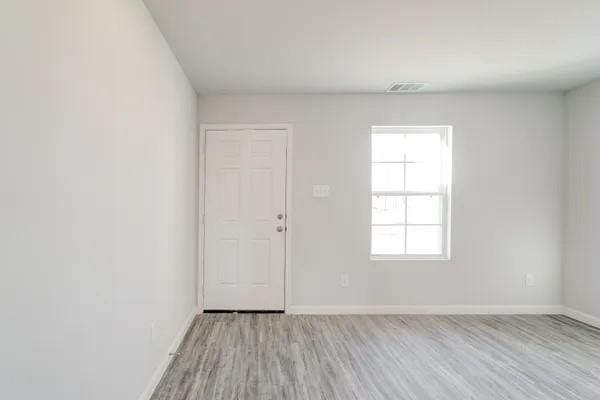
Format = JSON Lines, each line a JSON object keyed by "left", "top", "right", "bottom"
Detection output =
{"left": 144, "top": 0, "right": 600, "bottom": 94}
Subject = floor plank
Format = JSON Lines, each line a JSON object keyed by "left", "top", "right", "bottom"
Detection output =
{"left": 151, "top": 314, "right": 600, "bottom": 400}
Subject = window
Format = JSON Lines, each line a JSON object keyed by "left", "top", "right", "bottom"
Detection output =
{"left": 371, "top": 126, "right": 452, "bottom": 260}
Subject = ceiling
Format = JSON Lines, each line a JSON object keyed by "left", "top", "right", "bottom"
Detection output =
{"left": 144, "top": 0, "right": 600, "bottom": 94}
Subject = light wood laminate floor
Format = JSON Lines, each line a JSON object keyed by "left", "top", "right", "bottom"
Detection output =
{"left": 151, "top": 314, "right": 600, "bottom": 400}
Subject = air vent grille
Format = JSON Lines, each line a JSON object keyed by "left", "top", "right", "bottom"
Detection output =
{"left": 386, "top": 82, "right": 428, "bottom": 93}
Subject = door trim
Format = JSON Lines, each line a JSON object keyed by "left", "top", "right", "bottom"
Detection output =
{"left": 198, "top": 124, "right": 293, "bottom": 313}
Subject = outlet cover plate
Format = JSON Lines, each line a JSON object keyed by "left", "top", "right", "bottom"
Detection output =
{"left": 340, "top": 274, "right": 350, "bottom": 287}
{"left": 525, "top": 273, "right": 536, "bottom": 287}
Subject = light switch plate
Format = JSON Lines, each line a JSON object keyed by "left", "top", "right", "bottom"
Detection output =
{"left": 312, "top": 185, "right": 330, "bottom": 198}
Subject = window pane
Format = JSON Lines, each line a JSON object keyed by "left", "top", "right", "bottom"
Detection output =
{"left": 406, "top": 195, "right": 442, "bottom": 224}
{"left": 405, "top": 133, "right": 442, "bottom": 192}
{"left": 405, "top": 133, "right": 440, "bottom": 163}
{"left": 372, "top": 134, "right": 405, "bottom": 162}
{"left": 372, "top": 163, "right": 404, "bottom": 191}
{"left": 406, "top": 226, "right": 442, "bottom": 255}
{"left": 405, "top": 160, "right": 441, "bottom": 192}
{"left": 372, "top": 226, "right": 405, "bottom": 255}
{"left": 372, "top": 196, "right": 405, "bottom": 224}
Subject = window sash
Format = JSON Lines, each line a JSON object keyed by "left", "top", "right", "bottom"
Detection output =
{"left": 371, "top": 194, "right": 448, "bottom": 256}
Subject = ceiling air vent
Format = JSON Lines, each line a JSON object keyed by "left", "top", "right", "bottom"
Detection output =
{"left": 386, "top": 82, "right": 428, "bottom": 93}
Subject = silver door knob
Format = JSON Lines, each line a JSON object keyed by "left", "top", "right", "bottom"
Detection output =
{"left": 277, "top": 213, "right": 284, "bottom": 220}
{"left": 276, "top": 226, "right": 284, "bottom": 232}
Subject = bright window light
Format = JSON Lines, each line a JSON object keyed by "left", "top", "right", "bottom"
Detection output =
{"left": 371, "top": 126, "right": 452, "bottom": 260}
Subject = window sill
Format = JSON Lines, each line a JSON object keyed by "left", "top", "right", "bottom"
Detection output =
{"left": 370, "top": 255, "right": 451, "bottom": 262}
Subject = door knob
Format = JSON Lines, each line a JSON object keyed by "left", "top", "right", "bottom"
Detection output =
{"left": 276, "top": 226, "right": 284, "bottom": 232}
{"left": 277, "top": 214, "right": 284, "bottom": 220}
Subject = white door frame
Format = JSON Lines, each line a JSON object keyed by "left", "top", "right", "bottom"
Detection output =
{"left": 198, "top": 124, "right": 293, "bottom": 313}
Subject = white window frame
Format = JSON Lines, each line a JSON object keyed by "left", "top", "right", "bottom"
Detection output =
{"left": 370, "top": 125, "right": 452, "bottom": 261}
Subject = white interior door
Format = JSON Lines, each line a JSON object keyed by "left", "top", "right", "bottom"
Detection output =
{"left": 204, "top": 129, "right": 287, "bottom": 310}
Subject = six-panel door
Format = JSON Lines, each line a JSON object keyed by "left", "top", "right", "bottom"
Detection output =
{"left": 204, "top": 129, "right": 287, "bottom": 310}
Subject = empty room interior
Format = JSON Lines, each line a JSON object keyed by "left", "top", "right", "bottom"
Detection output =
{"left": 3, "top": 1, "right": 600, "bottom": 399}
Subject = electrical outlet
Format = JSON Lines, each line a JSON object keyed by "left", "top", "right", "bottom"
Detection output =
{"left": 340, "top": 274, "right": 350, "bottom": 287}
{"left": 151, "top": 321, "right": 157, "bottom": 344}
{"left": 525, "top": 273, "right": 536, "bottom": 287}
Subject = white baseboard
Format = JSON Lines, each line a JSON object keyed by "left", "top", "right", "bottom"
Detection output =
{"left": 137, "top": 307, "right": 200, "bottom": 400}
{"left": 286, "top": 304, "right": 564, "bottom": 315}
{"left": 563, "top": 307, "right": 600, "bottom": 329}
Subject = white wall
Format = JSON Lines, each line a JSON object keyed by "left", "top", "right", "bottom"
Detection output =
{"left": 564, "top": 79, "right": 600, "bottom": 320}
{"left": 0, "top": 1, "right": 197, "bottom": 399}
{"left": 199, "top": 94, "right": 564, "bottom": 310}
